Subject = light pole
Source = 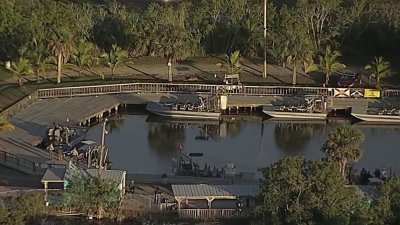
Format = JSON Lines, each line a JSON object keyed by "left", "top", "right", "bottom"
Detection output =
{"left": 263, "top": 0, "right": 268, "bottom": 79}
{"left": 168, "top": 58, "right": 172, "bottom": 82}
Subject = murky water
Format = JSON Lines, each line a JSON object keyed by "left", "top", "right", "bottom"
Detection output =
{"left": 86, "top": 115, "right": 400, "bottom": 176}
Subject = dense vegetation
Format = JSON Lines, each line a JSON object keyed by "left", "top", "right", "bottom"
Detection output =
{"left": 1, "top": 0, "right": 400, "bottom": 85}
{"left": 258, "top": 125, "right": 400, "bottom": 225}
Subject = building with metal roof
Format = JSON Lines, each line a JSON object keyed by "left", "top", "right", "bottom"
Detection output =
{"left": 41, "top": 162, "right": 126, "bottom": 204}
{"left": 171, "top": 184, "right": 258, "bottom": 219}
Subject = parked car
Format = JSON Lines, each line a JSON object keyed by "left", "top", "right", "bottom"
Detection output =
{"left": 337, "top": 74, "right": 361, "bottom": 88}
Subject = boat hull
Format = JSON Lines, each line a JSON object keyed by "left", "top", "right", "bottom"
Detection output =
{"left": 351, "top": 113, "right": 400, "bottom": 123}
{"left": 146, "top": 103, "right": 220, "bottom": 120}
{"left": 262, "top": 105, "right": 327, "bottom": 120}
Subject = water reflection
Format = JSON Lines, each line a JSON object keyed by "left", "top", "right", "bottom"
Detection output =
{"left": 85, "top": 115, "right": 400, "bottom": 175}
{"left": 147, "top": 122, "right": 185, "bottom": 156}
{"left": 273, "top": 122, "right": 326, "bottom": 154}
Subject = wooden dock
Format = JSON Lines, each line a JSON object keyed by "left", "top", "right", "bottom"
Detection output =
{"left": 2, "top": 82, "right": 400, "bottom": 169}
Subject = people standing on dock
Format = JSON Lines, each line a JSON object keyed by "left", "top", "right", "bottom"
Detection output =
{"left": 129, "top": 180, "right": 135, "bottom": 194}
{"left": 382, "top": 168, "right": 388, "bottom": 181}
{"left": 58, "top": 147, "right": 63, "bottom": 162}
{"left": 47, "top": 143, "right": 54, "bottom": 160}
{"left": 71, "top": 147, "right": 79, "bottom": 163}
{"left": 374, "top": 169, "right": 381, "bottom": 178}
{"left": 154, "top": 187, "right": 160, "bottom": 204}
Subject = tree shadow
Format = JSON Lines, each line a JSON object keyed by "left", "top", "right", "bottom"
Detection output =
{"left": 126, "top": 64, "right": 164, "bottom": 81}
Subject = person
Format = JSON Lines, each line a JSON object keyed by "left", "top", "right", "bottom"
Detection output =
{"left": 374, "top": 168, "right": 381, "bottom": 178}
{"left": 381, "top": 168, "right": 388, "bottom": 181}
{"left": 71, "top": 147, "right": 79, "bottom": 163}
{"left": 47, "top": 143, "right": 54, "bottom": 160}
{"left": 129, "top": 180, "right": 135, "bottom": 194}
{"left": 58, "top": 147, "right": 63, "bottom": 162}
{"left": 154, "top": 187, "right": 160, "bottom": 204}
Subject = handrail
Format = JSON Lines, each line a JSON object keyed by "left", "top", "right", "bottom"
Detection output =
{"left": 179, "top": 208, "right": 241, "bottom": 219}
{"left": 0, "top": 91, "right": 38, "bottom": 117}
{"left": 0, "top": 149, "right": 65, "bottom": 176}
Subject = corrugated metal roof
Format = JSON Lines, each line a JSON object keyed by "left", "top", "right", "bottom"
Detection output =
{"left": 85, "top": 169, "right": 125, "bottom": 183}
{"left": 41, "top": 168, "right": 66, "bottom": 182}
{"left": 172, "top": 184, "right": 258, "bottom": 197}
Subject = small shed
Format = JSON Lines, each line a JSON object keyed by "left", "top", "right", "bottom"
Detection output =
{"left": 172, "top": 184, "right": 258, "bottom": 219}
{"left": 41, "top": 167, "right": 67, "bottom": 203}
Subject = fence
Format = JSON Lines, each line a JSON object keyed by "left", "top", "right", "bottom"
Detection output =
{"left": 179, "top": 208, "right": 241, "bottom": 219}
{"left": 0, "top": 149, "right": 66, "bottom": 176}
{"left": 36, "top": 83, "right": 337, "bottom": 99}
{"left": 0, "top": 91, "right": 38, "bottom": 117}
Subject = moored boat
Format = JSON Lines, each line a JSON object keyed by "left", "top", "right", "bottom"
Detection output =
{"left": 351, "top": 108, "right": 400, "bottom": 123}
{"left": 262, "top": 95, "right": 328, "bottom": 120}
{"left": 263, "top": 105, "right": 327, "bottom": 120}
{"left": 146, "top": 102, "right": 221, "bottom": 120}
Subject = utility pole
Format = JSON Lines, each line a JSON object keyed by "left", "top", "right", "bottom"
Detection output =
{"left": 263, "top": 0, "right": 268, "bottom": 79}
{"left": 99, "top": 118, "right": 107, "bottom": 170}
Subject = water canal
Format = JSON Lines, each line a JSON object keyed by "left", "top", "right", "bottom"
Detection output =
{"left": 85, "top": 113, "right": 400, "bottom": 176}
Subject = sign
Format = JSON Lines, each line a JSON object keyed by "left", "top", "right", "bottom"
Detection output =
{"left": 364, "top": 89, "right": 381, "bottom": 98}
{"left": 333, "top": 88, "right": 350, "bottom": 98}
{"left": 350, "top": 89, "right": 364, "bottom": 98}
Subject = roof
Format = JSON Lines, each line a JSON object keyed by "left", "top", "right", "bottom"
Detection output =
{"left": 85, "top": 169, "right": 125, "bottom": 184}
{"left": 41, "top": 168, "right": 66, "bottom": 182}
{"left": 172, "top": 184, "right": 258, "bottom": 198}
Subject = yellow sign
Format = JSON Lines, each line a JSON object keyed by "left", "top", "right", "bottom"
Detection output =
{"left": 364, "top": 89, "right": 381, "bottom": 98}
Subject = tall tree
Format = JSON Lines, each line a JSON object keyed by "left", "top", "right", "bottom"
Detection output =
{"left": 49, "top": 34, "right": 74, "bottom": 84}
{"left": 101, "top": 44, "right": 128, "bottom": 79}
{"left": 8, "top": 57, "right": 34, "bottom": 86}
{"left": 375, "top": 176, "right": 400, "bottom": 225}
{"left": 259, "top": 156, "right": 362, "bottom": 225}
{"left": 364, "top": 56, "right": 391, "bottom": 87}
{"left": 62, "top": 177, "right": 121, "bottom": 219}
{"left": 319, "top": 46, "right": 346, "bottom": 86}
{"left": 321, "top": 125, "right": 364, "bottom": 177}
{"left": 20, "top": 38, "right": 52, "bottom": 83}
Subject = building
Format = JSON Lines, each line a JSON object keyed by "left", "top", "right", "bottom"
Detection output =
{"left": 172, "top": 184, "right": 258, "bottom": 220}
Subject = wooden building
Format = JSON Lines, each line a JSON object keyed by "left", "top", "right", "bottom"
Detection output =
{"left": 172, "top": 184, "right": 258, "bottom": 220}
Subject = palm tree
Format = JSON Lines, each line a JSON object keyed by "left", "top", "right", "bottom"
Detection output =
{"left": 286, "top": 55, "right": 300, "bottom": 86}
{"left": 30, "top": 39, "right": 52, "bottom": 83}
{"left": 216, "top": 50, "right": 241, "bottom": 82}
{"left": 8, "top": 58, "right": 34, "bottom": 86}
{"left": 321, "top": 125, "right": 364, "bottom": 177}
{"left": 303, "top": 52, "right": 318, "bottom": 74}
{"left": 101, "top": 44, "right": 128, "bottom": 79}
{"left": 364, "top": 56, "right": 391, "bottom": 87}
{"left": 49, "top": 36, "right": 74, "bottom": 84}
{"left": 318, "top": 46, "right": 346, "bottom": 86}
{"left": 71, "top": 40, "right": 98, "bottom": 77}
{"left": 0, "top": 116, "right": 15, "bottom": 133}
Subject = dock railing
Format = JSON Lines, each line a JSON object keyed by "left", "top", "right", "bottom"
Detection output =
{"left": 36, "top": 83, "right": 336, "bottom": 99}
{"left": 0, "top": 91, "right": 38, "bottom": 117}
{"left": 179, "top": 208, "right": 242, "bottom": 219}
{"left": 0, "top": 149, "right": 66, "bottom": 176}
